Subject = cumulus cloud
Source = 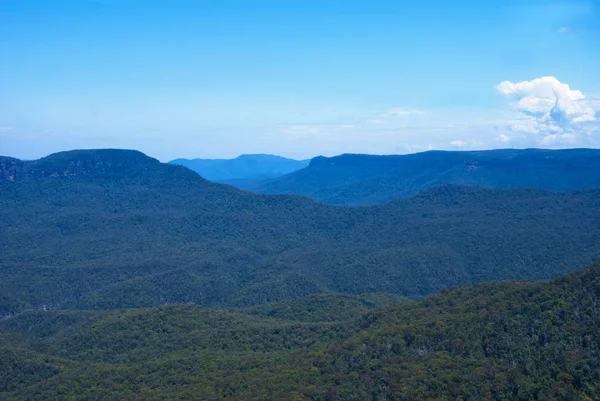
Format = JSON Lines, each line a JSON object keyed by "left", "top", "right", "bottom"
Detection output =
{"left": 496, "top": 76, "right": 598, "bottom": 146}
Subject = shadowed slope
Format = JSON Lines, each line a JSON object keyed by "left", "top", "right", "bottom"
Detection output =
{"left": 1, "top": 149, "right": 600, "bottom": 316}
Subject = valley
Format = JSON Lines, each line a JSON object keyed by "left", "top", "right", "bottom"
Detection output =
{"left": 2, "top": 150, "right": 599, "bottom": 315}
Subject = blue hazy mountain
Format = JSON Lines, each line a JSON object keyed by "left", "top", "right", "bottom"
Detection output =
{"left": 243, "top": 148, "right": 600, "bottom": 205}
{"left": 169, "top": 154, "right": 309, "bottom": 182}
{"left": 2, "top": 149, "right": 600, "bottom": 315}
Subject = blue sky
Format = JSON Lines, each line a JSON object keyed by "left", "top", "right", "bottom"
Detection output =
{"left": 1, "top": 0, "right": 599, "bottom": 160}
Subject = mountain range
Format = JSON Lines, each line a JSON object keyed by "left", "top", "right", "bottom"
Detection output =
{"left": 169, "top": 154, "right": 309, "bottom": 182}
{"left": 1, "top": 149, "right": 600, "bottom": 317}
{"left": 3, "top": 148, "right": 600, "bottom": 399}
{"left": 238, "top": 148, "right": 600, "bottom": 205}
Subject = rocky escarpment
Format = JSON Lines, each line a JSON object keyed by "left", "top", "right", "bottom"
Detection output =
{"left": 0, "top": 149, "right": 169, "bottom": 181}
{"left": 0, "top": 157, "right": 24, "bottom": 181}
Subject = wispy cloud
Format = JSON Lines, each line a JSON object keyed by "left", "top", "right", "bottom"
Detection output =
{"left": 385, "top": 108, "right": 426, "bottom": 117}
{"left": 450, "top": 140, "right": 467, "bottom": 148}
{"left": 268, "top": 78, "right": 600, "bottom": 156}
{"left": 281, "top": 124, "right": 356, "bottom": 137}
{"left": 496, "top": 134, "right": 511, "bottom": 143}
{"left": 557, "top": 26, "right": 571, "bottom": 34}
{"left": 449, "top": 140, "right": 484, "bottom": 149}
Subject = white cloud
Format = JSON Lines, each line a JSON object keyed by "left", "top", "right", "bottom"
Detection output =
{"left": 496, "top": 134, "right": 511, "bottom": 143}
{"left": 557, "top": 26, "right": 571, "bottom": 34}
{"left": 447, "top": 139, "right": 485, "bottom": 150}
{"left": 496, "top": 76, "right": 598, "bottom": 146}
{"left": 539, "top": 133, "right": 578, "bottom": 146}
{"left": 507, "top": 121, "right": 539, "bottom": 134}
{"left": 573, "top": 114, "right": 595, "bottom": 123}
{"left": 271, "top": 79, "right": 599, "bottom": 156}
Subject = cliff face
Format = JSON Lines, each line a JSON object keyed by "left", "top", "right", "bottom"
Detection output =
{"left": 0, "top": 157, "right": 24, "bottom": 181}
{"left": 250, "top": 148, "right": 600, "bottom": 205}
{"left": 0, "top": 150, "right": 163, "bottom": 181}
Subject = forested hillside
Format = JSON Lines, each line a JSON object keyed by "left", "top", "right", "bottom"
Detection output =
{"left": 241, "top": 293, "right": 406, "bottom": 322}
{"left": 242, "top": 148, "right": 600, "bottom": 205}
{"left": 5, "top": 0, "right": 600, "bottom": 399}
{"left": 2, "top": 260, "right": 599, "bottom": 400}
{"left": 1, "top": 149, "right": 600, "bottom": 316}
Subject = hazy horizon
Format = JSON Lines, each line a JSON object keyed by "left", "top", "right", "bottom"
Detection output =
{"left": 3, "top": 145, "right": 589, "bottom": 164}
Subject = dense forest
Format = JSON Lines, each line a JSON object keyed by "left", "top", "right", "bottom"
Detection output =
{"left": 1, "top": 149, "right": 600, "bottom": 316}
{"left": 241, "top": 148, "right": 600, "bottom": 205}
{"left": 4, "top": 0, "right": 599, "bottom": 397}
{"left": 1, "top": 260, "right": 599, "bottom": 400}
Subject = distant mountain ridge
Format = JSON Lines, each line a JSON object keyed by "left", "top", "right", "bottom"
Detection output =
{"left": 2, "top": 149, "right": 600, "bottom": 316}
{"left": 169, "top": 154, "right": 309, "bottom": 182}
{"left": 241, "top": 148, "right": 600, "bottom": 205}
{"left": 0, "top": 149, "right": 172, "bottom": 181}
